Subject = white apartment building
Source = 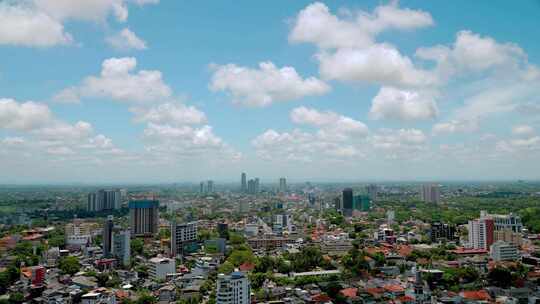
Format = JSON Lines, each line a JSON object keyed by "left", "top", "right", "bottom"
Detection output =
{"left": 216, "top": 271, "right": 250, "bottom": 304}
{"left": 490, "top": 241, "right": 520, "bottom": 261}
{"left": 149, "top": 257, "right": 176, "bottom": 281}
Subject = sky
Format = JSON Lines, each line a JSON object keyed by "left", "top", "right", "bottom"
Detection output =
{"left": 0, "top": 0, "right": 540, "bottom": 184}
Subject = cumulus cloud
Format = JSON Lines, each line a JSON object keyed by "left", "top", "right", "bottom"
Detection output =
{"left": 0, "top": 98, "right": 123, "bottom": 160}
{"left": 290, "top": 106, "right": 368, "bottom": 139}
{"left": 0, "top": 99, "right": 54, "bottom": 131}
{"left": 0, "top": 4, "right": 72, "bottom": 47}
{"left": 317, "top": 45, "right": 435, "bottom": 87}
{"left": 432, "top": 119, "right": 478, "bottom": 135}
{"left": 369, "top": 87, "right": 438, "bottom": 121}
{"left": 289, "top": 1, "right": 433, "bottom": 49}
{"left": 0, "top": 0, "right": 157, "bottom": 47}
{"left": 512, "top": 125, "right": 535, "bottom": 137}
{"left": 106, "top": 28, "right": 147, "bottom": 50}
{"left": 289, "top": 2, "right": 434, "bottom": 88}
{"left": 131, "top": 102, "right": 207, "bottom": 126}
{"left": 209, "top": 62, "right": 330, "bottom": 107}
{"left": 54, "top": 57, "right": 172, "bottom": 103}
{"left": 416, "top": 30, "right": 528, "bottom": 81}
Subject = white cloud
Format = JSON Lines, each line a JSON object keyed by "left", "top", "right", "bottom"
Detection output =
{"left": 33, "top": 0, "right": 146, "bottom": 22}
{"left": 55, "top": 57, "right": 172, "bottom": 104}
{"left": 0, "top": 99, "right": 54, "bottom": 131}
{"left": 131, "top": 102, "right": 207, "bottom": 126}
{"left": 106, "top": 28, "right": 147, "bottom": 50}
{"left": 209, "top": 62, "right": 330, "bottom": 107}
{"left": 432, "top": 119, "right": 478, "bottom": 135}
{"left": 416, "top": 30, "right": 527, "bottom": 80}
{"left": 369, "top": 87, "right": 438, "bottom": 121}
{"left": 289, "top": 2, "right": 433, "bottom": 49}
{"left": 290, "top": 106, "right": 368, "bottom": 138}
{"left": 512, "top": 125, "right": 535, "bottom": 137}
{"left": 0, "top": 0, "right": 158, "bottom": 47}
{"left": 317, "top": 44, "right": 435, "bottom": 87}
{"left": 0, "top": 3, "right": 72, "bottom": 47}
{"left": 371, "top": 128, "right": 427, "bottom": 149}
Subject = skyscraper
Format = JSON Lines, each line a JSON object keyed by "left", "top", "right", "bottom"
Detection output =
{"left": 102, "top": 215, "right": 114, "bottom": 257}
{"left": 279, "top": 178, "right": 287, "bottom": 192}
{"left": 420, "top": 184, "right": 441, "bottom": 203}
{"left": 366, "top": 184, "right": 378, "bottom": 201}
{"left": 342, "top": 188, "right": 353, "bottom": 217}
{"left": 207, "top": 180, "right": 214, "bottom": 193}
{"left": 241, "top": 173, "right": 247, "bottom": 192}
{"left": 87, "top": 189, "right": 121, "bottom": 212}
{"left": 129, "top": 199, "right": 159, "bottom": 237}
{"left": 112, "top": 229, "right": 130, "bottom": 266}
{"left": 254, "top": 178, "right": 260, "bottom": 193}
{"left": 200, "top": 182, "right": 205, "bottom": 194}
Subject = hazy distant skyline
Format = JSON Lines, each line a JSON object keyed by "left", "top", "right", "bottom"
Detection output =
{"left": 1, "top": 1, "right": 540, "bottom": 183}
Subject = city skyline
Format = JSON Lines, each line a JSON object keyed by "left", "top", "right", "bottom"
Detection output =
{"left": 1, "top": 1, "right": 540, "bottom": 183}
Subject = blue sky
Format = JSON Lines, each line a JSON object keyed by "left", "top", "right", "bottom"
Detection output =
{"left": 0, "top": 0, "right": 539, "bottom": 183}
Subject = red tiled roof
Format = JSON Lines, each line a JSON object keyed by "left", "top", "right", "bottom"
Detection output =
{"left": 460, "top": 290, "right": 491, "bottom": 301}
{"left": 397, "top": 295, "right": 415, "bottom": 303}
{"left": 311, "top": 293, "right": 332, "bottom": 303}
{"left": 239, "top": 262, "right": 255, "bottom": 272}
{"left": 366, "top": 287, "right": 384, "bottom": 296}
{"left": 339, "top": 288, "right": 358, "bottom": 298}
{"left": 384, "top": 284, "right": 405, "bottom": 293}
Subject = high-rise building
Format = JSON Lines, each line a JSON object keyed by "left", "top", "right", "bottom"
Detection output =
{"left": 87, "top": 189, "right": 121, "bottom": 212}
{"left": 217, "top": 223, "right": 229, "bottom": 239}
{"left": 103, "top": 216, "right": 114, "bottom": 257}
{"left": 468, "top": 217, "right": 495, "bottom": 250}
{"left": 366, "top": 184, "right": 378, "bottom": 202}
{"left": 430, "top": 222, "right": 457, "bottom": 242}
{"left": 255, "top": 178, "right": 260, "bottom": 193}
{"left": 129, "top": 200, "right": 159, "bottom": 237}
{"left": 200, "top": 182, "right": 205, "bottom": 194}
{"left": 112, "top": 229, "right": 130, "bottom": 266}
{"left": 342, "top": 188, "right": 353, "bottom": 217}
{"left": 420, "top": 184, "right": 441, "bottom": 203}
{"left": 481, "top": 211, "right": 522, "bottom": 233}
{"left": 334, "top": 197, "right": 341, "bottom": 211}
{"left": 353, "top": 195, "right": 371, "bottom": 211}
{"left": 207, "top": 180, "right": 214, "bottom": 193}
{"left": 170, "top": 220, "right": 197, "bottom": 256}
{"left": 247, "top": 178, "right": 260, "bottom": 194}
{"left": 216, "top": 271, "right": 251, "bottom": 304}
{"left": 279, "top": 178, "right": 287, "bottom": 192}
{"left": 241, "top": 173, "right": 247, "bottom": 192}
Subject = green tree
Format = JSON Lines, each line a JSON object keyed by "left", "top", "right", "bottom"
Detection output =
{"left": 58, "top": 256, "right": 81, "bottom": 276}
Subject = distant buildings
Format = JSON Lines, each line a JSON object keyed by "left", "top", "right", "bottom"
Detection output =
{"left": 366, "top": 184, "right": 378, "bottom": 201}
{"left": 200, "top": 180, "right": 214, "bottom": 194}
{"left": 87, "top": 189, "right": 121, "bottom": 212}
{"left": 129, "top": 200, "right": 159, "bottom": 237}
{"left": 216, "top": 271, "right": 251, "bottom": 304}
{"left": 353, "top": 195, "right": 371, "bottom": 212}
{"left": 241, "top": 173, "right": 247, "bottom": 192}
{"left": 279, "top": 177, "right": 287, "bottom": 192}
{"left": 247, "top": 178, "right": 260, "bottom": 194}
{"left": 217, "top": 223, "right": 229, "bottom": 239}
{"left": 342, "top": 188, "right": 353, "bottom": 217}
{"left": 420, "top": 184, "right": 440, "bottom": 203}
{"left": 149, "top": 257, "right": 176, "bottom": 281}
{"left": 170, "top": 220, "right": 197, "bottom": 256}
